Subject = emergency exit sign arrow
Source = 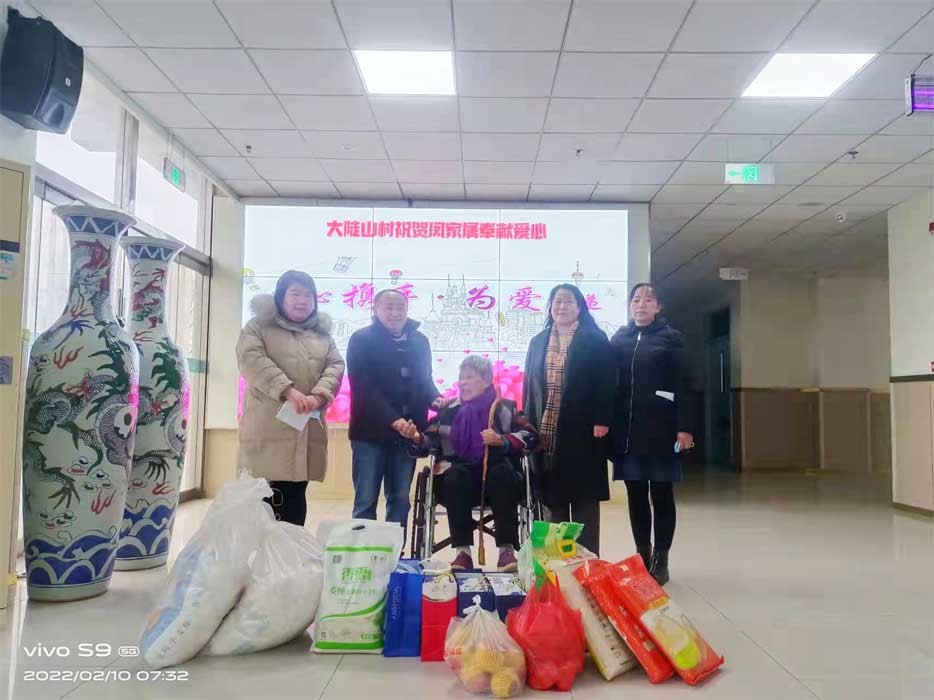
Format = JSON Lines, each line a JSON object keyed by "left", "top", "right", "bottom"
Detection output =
{"left": 725, "top": 163, "right": 775, "bottom": 185}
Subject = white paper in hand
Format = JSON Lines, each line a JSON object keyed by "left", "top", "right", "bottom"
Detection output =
{"left": 276, "top": 401, "right": 313, "bottom": 431}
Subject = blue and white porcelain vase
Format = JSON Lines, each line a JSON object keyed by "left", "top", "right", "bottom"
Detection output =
{"left": 22, "top": 205, "right": 140, "bottom": 602}
{"left": 115, "top": 237, "right": 189, "bottom": 570}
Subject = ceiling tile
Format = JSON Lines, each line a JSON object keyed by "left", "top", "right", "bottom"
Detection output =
{"left": 890, "top": 9, "right": 934, "bottom": 51}
{"left": 528, "top": 185, "right": 595, "bottom": 202}
{"left": 811, "top": 205, "right": 890, "bottom": 223}
{"left": 220, "top": 129, "right": 314, "bottom": 157}
{"left": 876, "top": 163, "right": 934, "bottom": 188}
{"left": 128, "top": 93, "right": 211, "bottom": 128}
{"left": 190, "top": 94, "right": 294, "bottom": 129}
{"left": 841, "top": 186, "right": 930, "bottom": 207}
{"left": 673, "top": 1, "right": 811, "bottom": 51}
{"left": 170, "top": 128, "right": 238, "bottom": 157}
{"left": 649, "top": 53, "right": 769, "bottom": 98}
{"left": 767, "top": 135, "right": 863, "bottom": 163}
{"left": 600, "top": 161, "right": 681, "bottom": 185}
{"left": 797, "top": 100, "right": 904, "bottom": 134}
{"left": 688, "top": 134, "right": 783, "bottom": 162}
{"left": 774, "top": 162, "right": 824, "bottom": 185}
{"left": 883, "top": 115, "right": 934, "bottom": 136}
{"left": 460, "top": 98, "right": 548, "bottom": 132}
{"left": 533, "top": 161, "right": 603, "bottom": 185}
{"left": 249, "top": 158, "right": 329, "bottom": 180}
{"left": 335, "top": 182, "right": 404, "bottom": 199}
{"left": 545, "top": 99, "right": 639, "bottom": 133}
{"left": 538, "top": 134, "right": 620, "bottom": 161}
{"left": 668, "top": 162, "right": 726, "bottom": 186}
{"left": 383, "top": 132, "right": 462, "bottom": 160}
{"left": 400, "top": 183, "right": 465, "bottom": 199}
{"left": 716, "top": 185, "right": 793, "bottom": 205}
{"left": 335, "top": 0, "right": 453, "bottom": 49}
{"left": 713, "top": 100, "right": 821, "bottom": 134}
{"left": 696, "top": 204, "right": 766, "bottom": 221}
{"left": 615, "top": 133, "right": 701, "bottom": 161}
{"left": 564, "top": 0, "right": 691, "bottom": 51}
{"left": 465, "top": 184, "right": 530, "bottom": 200}
{"left": 30, "top": 0, "right": 133, "bottom": 46}
{"left": 461, "top": 133, "right": 540, "bottom": 161}
{"left": 269, "top": 181, "right": 340, "bottom": 197}
{"left": 651, "top": 203, "right": 707, "bottom": 221}
{"left": 281, "top": 96, "right": 375, "bottom": 130}
{"left": 781, "top": 1, "right": 932, "bottom": 52}
{"left": 806, "top": 162, "right": 899, "bottom": 187}
{"left": 453, "top": 0, "right": 570, "bottom": 50}
{"left": 370, "top": 96, "right": 459, "bottom": 131}
{"left": 654, "top": 184, "right": 728, "bottom": 203}
{"left": 216, "top": 1, "right": 345, "bottom": 49}
{"left": 85, "top": 48, "right": 175, "bottom": 92}
{"left": 591, "top": 185, "right": 660, "bottom": 202}
{"left": 918, "top": 150, "right": 934, "bottom": 164}
{"left": 848, "top": 135, "right": 934, "bottom": 164}
{"left": 464, "top": 162, "right": 535, "bottom": 184}
{"left": 553, "top": 53, "right": 664, "bottom": 98}
{"left": 99, "top": 1, "right": 238, "bottom": 47}
{"left": 391, "top": 160, "right": 463, "bottom": 183}
{"left": 456, "top": 53, "right": 559, "bottom": 97}
{"left": 145, "top": 49, "right": 269, "bottom": 94}
{"left": 227, "top": 179, "right": 276, "bottom": 197}
{"left": 250, "top": 50, "right": 364, "bottom": 95}
{"left": 629, "top": 99, "right": 732, "bottom": 133}
{"left": 779, "top": 186, "right": 860, "bottom": 206}
{"left": 200, "top": 157, "right": 259, "bottom": 180}
{"left": 320, "top": 158, "right": 396, "bottom": 182}
{"left": 300, "top": 131, "right": 388, "bottom": 159}
{"left": 835, "top": 54, "right": 931, "bottom": 100}
{"left": 754, "top": 204, "right": 819, "bottom": 223}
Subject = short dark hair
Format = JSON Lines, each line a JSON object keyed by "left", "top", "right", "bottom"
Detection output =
{"left": 374, "top": 288, "right": 408, "bottom": 306}
{"left": 544, "top": 284, "right": 598, "bottom": 330}
{"left": 629, "top": 282, "right": 661, "bottom": 304}
{"left": 275, "top": 270, "right": 317, "bottom": 319}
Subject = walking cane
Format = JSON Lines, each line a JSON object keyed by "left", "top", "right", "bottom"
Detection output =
{"left": 477, "top": 396, "right": 501, "bottom": 567}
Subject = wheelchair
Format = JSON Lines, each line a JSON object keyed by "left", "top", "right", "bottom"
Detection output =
{"left": 409, "top": 449, "right": 542, "bottom": 561}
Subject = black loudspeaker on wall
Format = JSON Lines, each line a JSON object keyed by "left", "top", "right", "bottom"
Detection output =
{"left": 1, "top": 8, "right": 83, "bottom": 134}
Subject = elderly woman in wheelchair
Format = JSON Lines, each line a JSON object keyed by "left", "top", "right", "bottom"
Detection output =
{"left": 400, "top": 355, "right": 539, "bottom": 572}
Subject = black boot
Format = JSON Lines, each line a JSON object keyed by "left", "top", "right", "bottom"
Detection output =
{"left": 637, "top": 546, "right": 652, "bottom": 572}
{"left": 650, "top": 549, "right": 670, "bottom": 586}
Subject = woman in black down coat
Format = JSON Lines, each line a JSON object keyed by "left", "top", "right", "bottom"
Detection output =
{"left": 523, "top": 284, "right": 614, "bottom": 555}
{"left": 610, "top": 283, "right": 693, "bottom": 586}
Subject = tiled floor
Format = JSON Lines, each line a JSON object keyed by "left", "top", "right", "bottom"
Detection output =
{"left": 2, "top": 468, "right": 933, "bottom": 700}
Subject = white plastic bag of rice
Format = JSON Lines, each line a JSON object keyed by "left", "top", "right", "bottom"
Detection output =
{"left": 312, "top": 520, "right": 403, "bottom": 654}
{"left": 206, "top": 520, "right": 324, "bottom": 656}
{"left": 139, "top": 478, "right": 272, "bottom": 668}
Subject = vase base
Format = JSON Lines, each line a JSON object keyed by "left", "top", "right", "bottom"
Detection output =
{"left": 114, "top": 553, "right": 169, "bottom": 571}
{"left": 27, "top": 579, "right": 111, "bottom": 603}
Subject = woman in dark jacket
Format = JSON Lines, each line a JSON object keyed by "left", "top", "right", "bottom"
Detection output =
{"left": 523, "top": 284, "right": 614, "bottom": 555}
{"left": 610, "top": 283, "right": 693, "bottom": 585}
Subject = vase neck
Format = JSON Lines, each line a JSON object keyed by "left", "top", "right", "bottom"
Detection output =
{"left": 127, "top": 256, "right": 173, "bottom": 336}
{"left": 65, "top": 231, "right": 118, "bottom": 324}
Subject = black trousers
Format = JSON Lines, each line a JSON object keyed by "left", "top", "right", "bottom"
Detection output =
{"left": 547, "top": 499, "right": 601, "bottom": 556}
{"left": 625, "top": 480, "right": 676, "bottom": 552}
{"left": 438, "top": 460, "right": 521, "bottom": 549}
{"left": 265, "top": 480, "right": 309, "bottom": 526}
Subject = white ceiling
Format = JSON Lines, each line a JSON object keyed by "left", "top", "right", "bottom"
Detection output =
{"left": 25, "top": 0, "right": 934, "bottom": 290}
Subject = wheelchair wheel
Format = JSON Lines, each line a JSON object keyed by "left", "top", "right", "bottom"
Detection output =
{"left": 410, "top": 467, "right": 429, "bottom": 559}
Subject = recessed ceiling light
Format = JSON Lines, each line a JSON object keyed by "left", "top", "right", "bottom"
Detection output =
{"left": 743, "top": 53, "right": 875, "bottom": 98}
{"left": 354, "top": 50, "right": 455, "bottom": 96}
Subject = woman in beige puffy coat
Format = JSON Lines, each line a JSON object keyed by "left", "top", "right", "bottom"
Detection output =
{"left": 237, "top": 270, "right": 345, "bottom": 525}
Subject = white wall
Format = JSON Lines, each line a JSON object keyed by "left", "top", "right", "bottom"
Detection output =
{"left": 816, "top": 277, "right": 891, "bottom": 390}
{"left": 888, "top": 191, "right": 934, "bottom": 377}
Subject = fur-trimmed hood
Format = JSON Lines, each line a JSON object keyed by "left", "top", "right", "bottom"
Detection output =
{"left": 249, "top": 293, "right": 332, "bottom": 334}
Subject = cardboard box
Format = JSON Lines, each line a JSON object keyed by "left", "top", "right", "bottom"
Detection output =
{"left": 455, "top": 572, "right": 495, "bottom": 617}
{"left": 421, "top": 573, "right": 457, "bottom": 662}
{"left": 485, "top": 573, "right": 526, "bottom": 622}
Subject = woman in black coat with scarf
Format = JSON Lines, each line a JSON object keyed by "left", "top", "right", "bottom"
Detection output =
{"left": 610, "top": 283, "right": 693, "bottom": 586}
{"left": 523, "top": 284, "right": 615, "bottom": 555}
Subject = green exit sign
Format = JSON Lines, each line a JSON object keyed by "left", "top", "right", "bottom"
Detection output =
{"left": 725, "top": 163, "right": 775, "bottom": 185}
{"left": 162, "top": 158, "right": 186, "bottom": 192}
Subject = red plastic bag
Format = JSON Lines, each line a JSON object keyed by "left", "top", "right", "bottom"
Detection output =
{"left": 608, "top": 556, "right": 724, "bottom": 686}
{"left": 576, "top": 560, "right": 675, "bottom": 684}
{"left": 505, "top": 577, "right": 586, "bottom": 691}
